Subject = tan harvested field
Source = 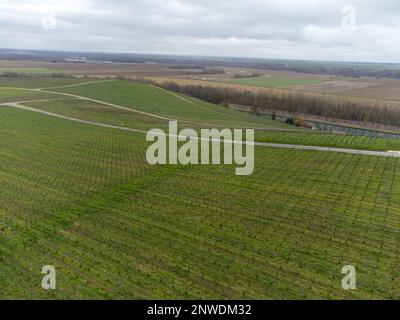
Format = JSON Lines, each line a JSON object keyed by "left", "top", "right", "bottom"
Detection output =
{"left": 146, "top": 76, "right": 282, "bottom": 93}
{"left": 178, "top": 67, "right": 331, "bottom": 81}
{"left": 340, "top": 80, "right": 400, "bottom": 101}
{"left": 147, "top": 76, "right": 393, "bottom": 99}
{"left": 163, "top": 67, "right": 400, "bottom": 101}
{"left": 292, "top": 79, "right": 382, "bottom": 93}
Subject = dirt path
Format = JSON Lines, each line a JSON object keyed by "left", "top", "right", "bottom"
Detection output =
{"left": 0, "top": 84, "right": 305, "bottom": 131}
{"left": 36, "top": 79, "right": 117, "bottom": 90}
{"left": 38, "top": 88, "right": 175, "bottom": 121}
{"left": 35, "top": 87, "right": 305, "bottom": 131}
{"left": 2, "top": 100, "right": 400, "bottom": 158}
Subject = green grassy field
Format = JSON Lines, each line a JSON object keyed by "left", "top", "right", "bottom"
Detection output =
{"left": 227, "top": 75, "right": 323, "bottom": 88}
{"left": 25, "top": 99, "right": 170, "bottom": 131}
{"left": 51, "top": 80, "right": 295, "bottom": 128}
{"left": 0, "top": 77, "right": 94, "bottom": 89}
{"left": 1, "top": 78, "right": 400, "bottom": 299}
{"left": 0, "top": 88, "right": 63, "bottom": 103}
{"left": 0, "top": 67, "right": 56, "bottom": 75}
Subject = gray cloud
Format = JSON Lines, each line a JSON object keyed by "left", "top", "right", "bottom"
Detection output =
{"left": 0, "top": 0, "right": 400, "bottom": 62}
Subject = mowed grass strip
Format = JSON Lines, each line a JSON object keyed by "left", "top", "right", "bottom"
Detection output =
{"left": 0, "top": 88, "right": 64, "bottom": 103}
{"left": 25, "top": 99, "right": 169, "bottom": 131}
{"left": 1, "top": 106, "right": 400, "bottom": 298}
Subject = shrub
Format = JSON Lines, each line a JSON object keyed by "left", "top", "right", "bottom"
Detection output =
{"left": 294, "top": 117, "right": 306, "bottom": 127}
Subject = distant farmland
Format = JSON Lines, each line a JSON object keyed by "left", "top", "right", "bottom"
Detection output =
{"left": 0, "top": 67, "right": 56, "bottom": 75}
{"left": 227, "top": 74, "right": 324, "bottom": 88}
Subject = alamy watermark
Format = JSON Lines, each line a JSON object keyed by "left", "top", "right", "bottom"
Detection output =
{"left": 342, "top": 5, "right": 356, "bottom": 30}
{"left": 41, "top": 7, "right": 57, "bottom": 31}
{"left": 42, "top": 265, "right": 56, "bottom": 290}
{"left": 341, "top": 265, "right": 356, "bottom": 290}
{"left": 146, "top": 121, "right": 255, "bottom": 176}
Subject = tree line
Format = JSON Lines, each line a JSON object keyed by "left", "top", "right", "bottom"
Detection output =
{"left": 289, "top": 66, "right": 400, "bottom": 80}
{"left": 137, "top": 78, "right": 400, "bottom": 128}
{"left": 0, "top": 72, "right": 74, "bottom": 78}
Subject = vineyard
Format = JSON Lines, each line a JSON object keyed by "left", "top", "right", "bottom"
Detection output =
{"left": 1, "top": 78, "right": 400, "bottom": 299}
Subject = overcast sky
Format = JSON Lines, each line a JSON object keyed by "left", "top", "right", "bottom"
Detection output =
{"left": 1, "top": 0, "right": 400, "bottom": 63}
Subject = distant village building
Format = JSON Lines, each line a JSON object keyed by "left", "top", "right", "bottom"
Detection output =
{"left": 64, "top": 57, "right": 87, "bottom": 63}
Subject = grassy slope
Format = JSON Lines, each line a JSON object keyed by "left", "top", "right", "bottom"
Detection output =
{"left": 24, "top": 99, "right": 297, "bottom": 134}
{"left": 1, "top": 106, "right": 400, "bottom": 299}
{"left": 51, "top": 80, "right": 292, "bottom": 128}
{"left": 0, "top": 88, "right": 63, "bottom": 103}
{"left": 25, "top": 99, "right": 169, "bottom": 131}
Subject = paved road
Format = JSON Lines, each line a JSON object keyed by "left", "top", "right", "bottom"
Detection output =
{"left": 2, "top": 100, "right": 400, "bottom": 158}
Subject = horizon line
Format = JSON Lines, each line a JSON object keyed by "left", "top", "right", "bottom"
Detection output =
{"left": 1, "top": 47, "right": 400, "bottom": 66}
